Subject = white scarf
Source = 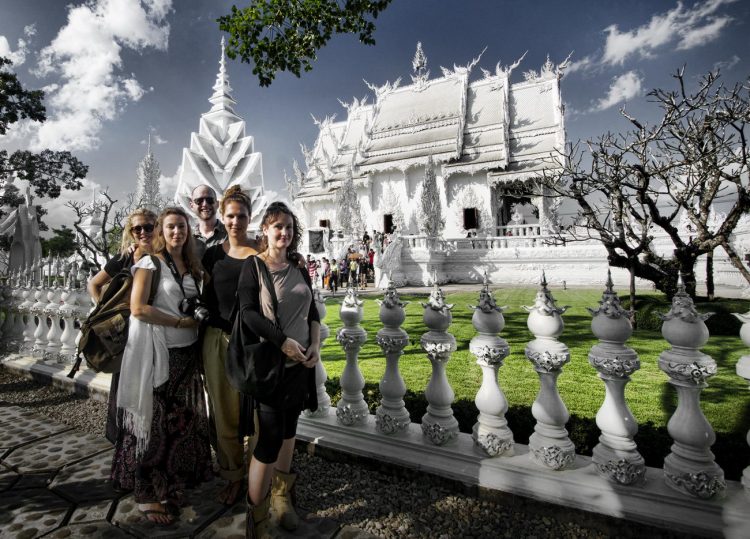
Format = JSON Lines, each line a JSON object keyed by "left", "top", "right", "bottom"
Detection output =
{"left": 117, "top": 316, "right": 169, "bottom": 458}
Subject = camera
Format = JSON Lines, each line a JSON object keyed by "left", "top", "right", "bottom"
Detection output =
{"left": 179, "top": 297, "right": 209, "bottom": 324}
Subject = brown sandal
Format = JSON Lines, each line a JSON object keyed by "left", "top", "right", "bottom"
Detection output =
{"left": 217, "top": 479, "right": 244, "bottom": 506}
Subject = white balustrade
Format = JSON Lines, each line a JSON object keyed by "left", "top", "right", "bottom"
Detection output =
{"left": 31, "top": 285, "right": 50, "bottom": 357}
{"left": 20, "top": 280, "right": 37, "bottom": 353}
{"left": 588, "top": 271, "right": 645, "bottom": 485}
{"left": 659, "top": 276, "right": 725, "bottom": 499}
{"left": 734, "top": 309, "right": 750, "bottom": 498}
{"left": 43, "top": 284, "right": 64, "bottom": 361}
{"left": 420, "top": 282, "right": 459, "bottom": 445}
{"left": 304, "top": 288, "right": 332, "bottom": 418}
{"left": 335, "top": 287, "right": 369, "bottom": 426}
{"left": 375, "top": 279, "right": 410, "bottom": 434}
{"left": 524, "top": 272, "right": 575, "bottom": 470}
{"left": 470, "top": 273, "right": 512, "bottom": 457}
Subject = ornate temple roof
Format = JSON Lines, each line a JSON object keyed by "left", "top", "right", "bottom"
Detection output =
{"left": 295, "top": 45, "right": 565, "bottom": 199}
{"left": 173, "top": 38, "right": 268, "bottom": 228}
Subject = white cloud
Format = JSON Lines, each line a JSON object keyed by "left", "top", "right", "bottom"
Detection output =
{"left": 28, "top": 0, "right": 173, "bottom": 152}
{"left": 0, "top": 35, "right": 29, "bottom": 66}
{"left": 713, "top": 54, "right": 740, "bottom": 72}
{"left": 602, "top": 0, "right": 736, "bottom": 66}
{"left": 591, "top": 71, "right": 643, "bottom": 112}
{"left": 159, "top": 171, "right": 179, "bottom": 201}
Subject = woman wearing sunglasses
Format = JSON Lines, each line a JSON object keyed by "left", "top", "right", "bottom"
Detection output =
{"left": 87, "top": 208, "right": 157, "bottom": 447}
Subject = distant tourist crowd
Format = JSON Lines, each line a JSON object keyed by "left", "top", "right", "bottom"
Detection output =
{"left": 83, "top": 184, "right": 320, "bottom": 536}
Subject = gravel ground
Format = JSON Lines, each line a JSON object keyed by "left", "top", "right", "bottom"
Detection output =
{"left": 0, "top": 366, "right": 696, "bottom": 539}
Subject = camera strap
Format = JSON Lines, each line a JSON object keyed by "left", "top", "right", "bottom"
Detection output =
{"left": 162, "top": 251, "right": 200, "bottom": 299}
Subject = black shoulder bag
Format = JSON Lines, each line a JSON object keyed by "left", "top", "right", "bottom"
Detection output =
{"left": 225, "top": 256, "right": 286, "bottom": 401}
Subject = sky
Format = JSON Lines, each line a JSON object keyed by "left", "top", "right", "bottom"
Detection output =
{"left": 0, "top": 0, "right": 748, "bottom": 233}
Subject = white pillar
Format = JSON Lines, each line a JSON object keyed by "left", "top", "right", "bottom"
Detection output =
{"left": 659, "top": 276, "right": 725, "bottom": 499}
{"left": 420, "top": 282, "right": 458, "bottom": 445}
{"left": 304, "top": 288, "right": 332, "bottom": 418}
{"left": 20, "top": 279, "right": 37, "bottom": 354}
{"left": 335, "top": 287, "right": 369, "bottom": 426}
{"left": 588, "top": 271, "right": 645, "bottom": 485}
{"left": 375, "top": 280, "right": 410, "bottom": 434}
{"left": 470, "top": 273, "right": 512, "bottom": 456}
{"left": 44, "top": 286, "right": 64, "bottom": 361}
{"left": 734, "top": 310, "right": 750, "bottom": 498}
{"left": 524, "top": 272, "right": 575, "bottom": 470}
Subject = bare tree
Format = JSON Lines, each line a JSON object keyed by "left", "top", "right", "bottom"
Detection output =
{"left": 67, "top": 191, "right": 132, "bottom": 271}
{"left": 545, "top": 68, "right": 750, "bottom": 299}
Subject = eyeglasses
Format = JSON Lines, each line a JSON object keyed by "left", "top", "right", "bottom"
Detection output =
{"left": 132, "top": 224, "right": 155, "bottom": 235}
{"left": 193, "top": 197, "right": 216, "bottom": 205}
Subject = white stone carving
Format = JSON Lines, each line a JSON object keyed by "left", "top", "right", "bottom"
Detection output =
{"left": 375, "top": 280, "right": 411, "bottom": 435}
{"left": 588, "top": 271, "right": 645, "bottom": 485}
{"left": 419, "top": 283, "right": 458, "bottom": 445}
{"left": 524, "top": 272, "right": 575, "bottom": 470}
{"left": 470, "top": 274, "right": 513, "bottom": 457}
{"left": 658, "top": 276, "right": 725, "bottom": 499}
{"left": 733, "top": 310, "right": 750, "bottom": 498}
{"left": 335, "top": 287, "right": 369, "bottom": 426}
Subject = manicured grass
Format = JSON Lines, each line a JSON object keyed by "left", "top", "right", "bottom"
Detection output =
{"left": 319, "top": 287, "right": 750, "bottom": 438}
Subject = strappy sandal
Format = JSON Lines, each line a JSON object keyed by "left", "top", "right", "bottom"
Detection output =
{"left": 138, "top": 504, "right": 174, "bottom": 526}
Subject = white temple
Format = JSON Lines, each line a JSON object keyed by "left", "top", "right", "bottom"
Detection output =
{"left": 292, "top": 44, "right": 570, "bottom": 285}
{"left": 174, "top": 38, "right": 268, "bottom": 229}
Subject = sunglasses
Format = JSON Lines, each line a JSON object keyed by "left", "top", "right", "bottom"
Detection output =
{"left": 193, "top": 197, "right": 216, "bottom": 205}
{"left": 132, "top": 224, "right": 155, "bottom": 235}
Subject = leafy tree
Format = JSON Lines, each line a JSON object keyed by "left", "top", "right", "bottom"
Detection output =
{"left": 545, "top": 68, "right": 750, "bottom": 300}
{"left": 41, "top": 225, "right": 76, "bottom": 257}
{"left": 219, "top": 0, "right": 393, "bottom": 86}
{"left": 0, "top": 56, "right": 87, "bottom": 228}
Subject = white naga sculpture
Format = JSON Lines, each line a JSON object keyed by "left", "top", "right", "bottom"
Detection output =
{"left": 174, "top": 38, "right": 268, "bottom": 230}
{"left": 0, "top": 184, "right": 42, "bottom": 274}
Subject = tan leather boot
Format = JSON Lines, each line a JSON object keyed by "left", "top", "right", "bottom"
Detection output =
{"left": 271, "top": 469, "right": 299, "bottom": 530}
{"left": 246, "top": 492, "right": 276, "bottom": 538}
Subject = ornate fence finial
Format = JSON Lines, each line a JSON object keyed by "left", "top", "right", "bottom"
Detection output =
{"left": 375, "top": 282, "right": 411, "bottom": 434}
{"left": 733, "top": 310, "right": 750, "bottom": 498}
{"left": 588, "top": 274, "right": 645, "bottom": 485}
{"left": 524, "top": 269, "right": 575, "bottom": 470}
{"left": 304, "top": 288, "right": 332, "bottom": 418}
{"left": 659, "top": 288, "right": 724, "bottom": 499}
{"left": 336, "top": 285, "right": 369, "bottom": 426}
{"left": 470, "top": 275, "right": 512, "bottom": 456}
{"left": 420, "top": 281, "right": 458, "bottom": 445}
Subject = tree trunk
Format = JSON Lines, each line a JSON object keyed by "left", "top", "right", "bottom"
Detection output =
{"left": 720, "top": 240, "right": 750, "bottom": 286}
{"left": 706, "top": 249, "right": 714, "bottom": 301}
{"left": 629, "top": 257, "right": 637, "bottom": 328}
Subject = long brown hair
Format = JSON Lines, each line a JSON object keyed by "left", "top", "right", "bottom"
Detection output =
{"left": 120, "top": 208, "right": 157, "bottom": 255}
{"left": 151, "top": 206, "right": 203, "bottom": 280}
{"left": 259, "top": 201, "right": 302, "bottom": 255}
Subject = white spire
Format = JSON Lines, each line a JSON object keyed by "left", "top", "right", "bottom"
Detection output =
{"left": 209, "top": 36, "right": 237, "bottom": 114}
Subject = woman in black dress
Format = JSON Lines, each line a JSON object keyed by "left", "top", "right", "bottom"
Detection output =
{"left": 238, "top": 202, "right": 320, "bottom": 537}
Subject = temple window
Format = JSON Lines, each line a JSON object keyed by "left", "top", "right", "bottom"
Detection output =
{"left": 319, "top": 219, "right": 330, "bottom": 228}
{"left": 463, "top": 208, "right": 479, "bottom": 230}
{"left": 384, "top": 214, "right": 395, "bottom": 234}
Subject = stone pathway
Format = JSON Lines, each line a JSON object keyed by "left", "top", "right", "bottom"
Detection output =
{"left": 0, "top": 403, "right": 374, "bottom": 539}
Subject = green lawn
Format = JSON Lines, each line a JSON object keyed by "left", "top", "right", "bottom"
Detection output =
{"left": 319, "top": 287, "right": 750, "bottom": 438}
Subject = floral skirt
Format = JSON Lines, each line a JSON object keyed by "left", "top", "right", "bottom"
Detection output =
{"left": 110, "top": 344, "right": 213, "bottom": 503}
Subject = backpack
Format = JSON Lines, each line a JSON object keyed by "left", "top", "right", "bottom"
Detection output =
{"left": 67, "top": 255, "right": 160, "bottom": 378}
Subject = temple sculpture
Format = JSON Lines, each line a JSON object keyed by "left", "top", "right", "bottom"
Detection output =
{"left": 174, "top": 38, "right": 268, "bottom": 230}
{"left": 0, "top": 183, "right": 42, "bottom": 274}
{"left": 135, "top": 135, "right": 163, "bottom": 213}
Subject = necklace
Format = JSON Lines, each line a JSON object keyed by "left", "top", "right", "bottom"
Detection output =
{"left": 260, "top": 253, "right": 288, "bottom": 271}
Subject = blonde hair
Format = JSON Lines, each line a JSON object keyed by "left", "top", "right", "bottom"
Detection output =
{"left": 151, "top": 206, "right": 204, "bottom": 280}
{"left": 120, "top": 208, "right": 157, "bottom": 255}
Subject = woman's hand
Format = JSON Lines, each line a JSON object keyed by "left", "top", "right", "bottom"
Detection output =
{"left": 281, "top": 337, "right": 306, "bottom": 362}
{"left": 302, "top": 344, "right": 320, "bottom": 368}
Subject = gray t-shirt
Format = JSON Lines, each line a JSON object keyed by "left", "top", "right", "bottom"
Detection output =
{"left": 269, "top": 264, "right": 312, "bottom": 366}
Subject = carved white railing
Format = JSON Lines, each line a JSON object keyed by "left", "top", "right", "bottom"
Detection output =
{"left": 1, "top": 267, "right": 749, "bottom": 535}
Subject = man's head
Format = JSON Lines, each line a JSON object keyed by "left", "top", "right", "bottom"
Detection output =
{"left": 190, "top": 185, "right": 217, "bottom": 223}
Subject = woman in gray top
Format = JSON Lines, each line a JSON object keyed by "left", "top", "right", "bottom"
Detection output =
{"left": 237, "top": 201, "right": 320, "bottom": 537}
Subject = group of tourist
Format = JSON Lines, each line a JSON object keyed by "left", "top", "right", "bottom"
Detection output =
{"left": 304, "top": 247, "right": 375, "bottom": 293}
{"left": 88, "top": 184, "right": 319, "bottom": 536}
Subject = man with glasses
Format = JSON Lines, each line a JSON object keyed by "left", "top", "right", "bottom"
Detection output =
{"left": 190, "top": 185, "right": 227, "bottom": 257}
